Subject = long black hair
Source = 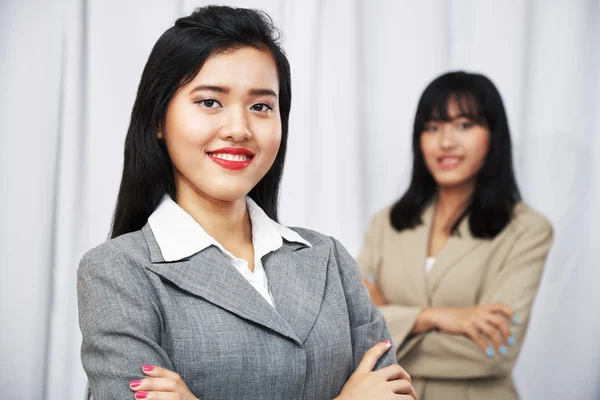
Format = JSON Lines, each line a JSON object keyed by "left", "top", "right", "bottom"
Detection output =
{"left": 390, "top": 71, "right": 521, "bottom": 238}
{"left": 111, "top": 6, "right": 291, "bottom": 238}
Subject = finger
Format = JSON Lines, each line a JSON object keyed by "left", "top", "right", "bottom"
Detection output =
{"left": 133, "top": 391, "right": 180, "bottom": 399}
{"left": 465, "top": 327, "right": 488, "bottom": 355}
{"left": 483, "top": 313, "right": 511, "bottom": 343}
{"left": 142, "top": 365, "right": 182, "bottom": 382}
{"left": 362, "top": 280, "right": 378, "bottom": 292}
{"left": 389, "top": 379, "right": 416, "bottom": 395}
{"left": 390, "top": 381, "right": 419, "bottom": 400}
{"left": 355, "top": 340, "right": 393, "bottom": 374}
{"left": 485, "top": 303, "right": 513, "bottom": 320}
{"left": 474, "top": 319, "right": 503, "bottom": 351}
{"left": 130, "top": 377, "right": 178, "bottom": 393}
{"left": 376, "top": 364, "right": 411, "bottom": 382}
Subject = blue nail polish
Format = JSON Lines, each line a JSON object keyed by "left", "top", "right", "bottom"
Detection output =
{"left": 508, "top": 336, "right": 515, "bottom": 346}
{"left": 486, "top": 347, "right": 495, "bottom": 357}
{"left": 499, "top": 345, "right": 507, "bottom": 355}
{"left": 513, "top": 315, "right": 519, "bottom": 324}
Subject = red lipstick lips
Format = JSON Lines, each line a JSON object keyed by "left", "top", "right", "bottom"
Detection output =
{"left": 208, "top": 147, "right": 255, "bottom": 170}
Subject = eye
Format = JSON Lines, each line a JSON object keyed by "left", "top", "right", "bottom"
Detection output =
{"left": 457, "top": 121, "right": 475, "bottom": 130}
{"left": 251, "top": 103, "right": 273, "bottom": 112}
{"left": 196, "top": 99, "right": 222, "bottom": 108}
{"left": 424, "top": 124, "right": 439, "bottom": 133}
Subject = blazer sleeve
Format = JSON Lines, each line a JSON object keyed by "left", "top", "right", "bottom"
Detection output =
{"left": 397, "top": 216, "right": 553, "bottom": 379}
{"left": 77, "top": 244, "right": 175, "bottom": 400}
{"left": 333, "top": 237, "right": 397, "bottom": 371}
{"left": 357, "top": 210, "right": 423, "bottom": 351}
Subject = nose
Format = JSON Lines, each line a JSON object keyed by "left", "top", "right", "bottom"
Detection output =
{"left": 439, "top": 124, "right": 457, "bottom": 149}
{"left": 220, "top": 106, "right": 252, "bottom": 142}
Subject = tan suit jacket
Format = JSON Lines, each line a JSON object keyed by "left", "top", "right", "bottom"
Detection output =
{"left": 358, "top": 202, "right": 553, "bottom": 400}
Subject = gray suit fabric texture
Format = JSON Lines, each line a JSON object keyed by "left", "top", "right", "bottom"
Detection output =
{"left": 78, "top": 224, "right": 396, "bottom": 399}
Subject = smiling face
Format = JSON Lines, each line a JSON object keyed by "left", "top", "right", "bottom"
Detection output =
{"left": 160, "top": 46, "right": 282, "bottom": 205}
{"left": 419, "top": 98, "right": 490, "bottom": 190}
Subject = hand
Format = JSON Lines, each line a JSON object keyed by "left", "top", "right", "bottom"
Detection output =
{"left": 423, "top": 304, "right": 515, "bottom": 355}
{"left": 362, "top": 279, "right": 389, "bottom": 307}
{"left": 129, "top": 365, "right": 199, "bottom": 400}
{"left": 336, "top": 341, "right": 418, "bottom": 400}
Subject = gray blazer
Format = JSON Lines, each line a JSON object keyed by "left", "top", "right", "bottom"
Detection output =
{"left": 78, "top": 224, "right": 395, "bottom": 400}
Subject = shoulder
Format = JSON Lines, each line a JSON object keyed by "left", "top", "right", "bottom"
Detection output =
{"left": 287, "top": 227, "right": 354, "bottom": 264}
{"left": 360, "top": 204, "right": 395, "bottom": 237}
{"left": 287, "top": 226, "right": 334, "bottom": 248}
{"left": 371, "top": 204, "right": 393, "bottom": 225}
{"left": 77, "top": 229, "right": 163, "bottom": 332}
{"left": 290, "top": 228, "right": 358, "bottom": 274}
{"left": 508, "top": 202, "right": 553, "bottom": 238}
{"left": 489, "top": 203, "right": 554, "bottom": 255}
{"left": 79, "top": 229, "right": 150, "bottom": 276}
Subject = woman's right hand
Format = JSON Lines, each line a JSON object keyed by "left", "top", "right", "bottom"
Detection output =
{"left": 420, "top": 304, "right": 515, "bottom": 355}
{"left": 336, "top": 341, "right": 418, "bottom": 400}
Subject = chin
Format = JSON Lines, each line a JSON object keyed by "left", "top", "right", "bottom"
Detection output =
{"left": 434, "top": 175, "right": 476, "bottom": 189}
{"left": 202, "top": 183, "right": 256, "bottom": 203}
{"left": 208, "top": 190, "right": 251, "bottom": 203}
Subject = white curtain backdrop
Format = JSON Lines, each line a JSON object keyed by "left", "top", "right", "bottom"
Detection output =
{"left": 1, "top": 1, "right": 598, "bottom": 399}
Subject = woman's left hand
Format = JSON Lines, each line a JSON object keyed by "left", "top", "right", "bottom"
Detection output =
{"left": 362, "top": 279, "right": 389, "bottom": 307}
{"left": 129, "top": 365, "right": 199, "bottom": 400}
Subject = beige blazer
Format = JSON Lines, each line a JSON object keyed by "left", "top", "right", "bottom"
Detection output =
{"left": 358, "top": 202, "right": 553, "bottom": 400}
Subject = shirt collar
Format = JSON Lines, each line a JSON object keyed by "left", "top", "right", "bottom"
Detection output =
{"left": 148, "top": 195, "right": 311, "bottom": 262}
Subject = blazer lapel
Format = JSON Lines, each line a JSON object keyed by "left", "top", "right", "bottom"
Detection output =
{"left": 263, "top": 240, "right": 329, "bottom": 344}
{"left": 398, "top": 205, "right": 434, "bottom": 305}
{"left": 141, "top": 225, "right": 301, "bottom": 344}
{"left": 427, "top": 215, "right": 482, "bottom": 296}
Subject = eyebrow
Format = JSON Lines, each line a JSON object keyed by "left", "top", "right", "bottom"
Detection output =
{"left": 453, "top": 114, "right": 476, "bottom": 119}
{"left": 427, "top": 113, "right": 477, "bottom": 122}
{"left": 190, "top": 85, "right": 277, "bottom": 98}
{"left": 190, "top": 85, "right": 229, "bottom": 94}
{"left": 248, "top": 88, "right": 277, "bottom": 98}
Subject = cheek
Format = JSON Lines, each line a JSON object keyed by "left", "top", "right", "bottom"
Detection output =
{"left": 164, "top": 109, "right": 213, "bottom": 155}
{"left": 466, "top": 132, "right": 490, "bottom": 167}
{"left": 256, "top": 123, "right": 282, "bottom": 161}
{"left": 420, "top": 135, "right": 437, "bottom": 161}
{"left": 265, "top": 132, "right": 282, "bottom": 156}
{"left": 163, "top": 130, "right": 203, "bottom": 170}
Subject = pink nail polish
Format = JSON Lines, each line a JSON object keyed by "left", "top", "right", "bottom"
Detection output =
{"left": 142, "top": 365, "right": 153, "bottom": 372}
{"left": 382, "top": 340, "right": 391, "bottom": 345}
{"left": 135, "top": 392, "right": 148, "bottom": 399}
{"left": 130, "top": 380, "right": 141, "bottom": 388}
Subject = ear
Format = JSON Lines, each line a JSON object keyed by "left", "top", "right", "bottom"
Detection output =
{"left": 157, "top": 130, "right": 163, "bottom": 139}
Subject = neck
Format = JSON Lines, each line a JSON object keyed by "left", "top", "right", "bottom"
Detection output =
{"left": 435, "top": 182, "right": 475, "bottom": 224}
{"left": 175, "top": 186, "right": 252, "bottom": 247}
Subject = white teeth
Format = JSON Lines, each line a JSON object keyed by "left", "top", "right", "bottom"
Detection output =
{"left": 440, "top": 157, "right": 461, "bottom": 164}
{"left": 210, "top": 153, "right": 250, "bottom": 162}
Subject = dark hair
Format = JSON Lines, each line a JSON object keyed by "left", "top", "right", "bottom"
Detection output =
{"left": 111, "top": 6, "right": 291, "bottom": 238}
{"left": 390, "top": 71, "right": 521, "bottom": 238}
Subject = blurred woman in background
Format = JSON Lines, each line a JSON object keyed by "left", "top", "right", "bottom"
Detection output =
{"left": 359, "top": 71, "right": 553, "bottom": 400}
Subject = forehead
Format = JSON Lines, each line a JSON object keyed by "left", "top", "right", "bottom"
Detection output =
{"left": 188, "top": 46, "right": 279, "bottom": 92}
{"left": 429, "top": 93, "right": 481, "bottom": 121}
{"left": 446, "top": 98, "right": 466, "bottom": 118}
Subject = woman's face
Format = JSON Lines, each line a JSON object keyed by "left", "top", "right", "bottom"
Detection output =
{"left": 161, "top": 46, "right": 281, "bottom": 204}
{"left": 420, "top": 99, "right": 490, "bottom": 190}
